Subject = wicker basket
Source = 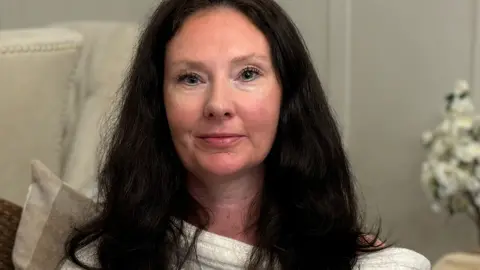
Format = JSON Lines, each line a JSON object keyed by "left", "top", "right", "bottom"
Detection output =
{"left": 0, "top": 198, "right": 22, "bottom": 270}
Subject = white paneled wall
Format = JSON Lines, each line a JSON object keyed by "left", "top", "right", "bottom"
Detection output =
{"left": 314, "top": 0, "right": 478, "bottom": 262}
{"left": 473, "top": 1, "right": 480, "bottom": 107}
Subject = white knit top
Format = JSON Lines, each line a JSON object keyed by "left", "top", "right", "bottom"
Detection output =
{"left": 62, "top": 222, "right": 431, "bottom": 269}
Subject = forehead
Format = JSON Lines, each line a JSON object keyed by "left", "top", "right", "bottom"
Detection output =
{"left": 165, "top": 7, "right": 271, "bottom": 62}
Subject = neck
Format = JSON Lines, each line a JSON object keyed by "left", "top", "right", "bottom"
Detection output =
{"left": 186, "top": 166, "right": 264, "bottom": 244}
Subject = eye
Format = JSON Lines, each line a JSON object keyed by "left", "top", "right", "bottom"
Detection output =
{"left": 177, "top": 73, "right": 203, "bottom": 86}
{"left": 239, "top": 67, "right": 261, "bottom": 82}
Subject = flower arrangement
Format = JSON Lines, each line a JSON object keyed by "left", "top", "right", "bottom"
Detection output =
{"left": 421, "top": 80, "right": 480, "bottom": 229}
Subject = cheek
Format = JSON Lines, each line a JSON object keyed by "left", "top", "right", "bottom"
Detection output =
{"left": 164, "top": 93, "right": 202, "bottom": 135}
{"left": 240, "top": 92, "right": 281, "bottom": 143}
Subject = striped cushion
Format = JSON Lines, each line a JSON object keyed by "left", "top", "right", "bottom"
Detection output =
{"left": 12, "top": 160, "right": 96, "bottom": 270}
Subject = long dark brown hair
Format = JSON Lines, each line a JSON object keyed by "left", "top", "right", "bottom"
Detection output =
{"left": 65, "top": 0, "right": 386, "bottom": 269}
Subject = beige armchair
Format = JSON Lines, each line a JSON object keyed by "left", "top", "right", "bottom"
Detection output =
{"left": 0, "top": 20, "right": 141, "bottom": 268}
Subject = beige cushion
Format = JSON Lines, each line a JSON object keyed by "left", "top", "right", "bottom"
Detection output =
{"left": 56, "top": 22, "right": 140, "bottom": 198}
{"left": 0, "top": 27, "right": 83, "bottom": 205}
{"left": 12, "top": 160, "right": 95, "bottom": 270}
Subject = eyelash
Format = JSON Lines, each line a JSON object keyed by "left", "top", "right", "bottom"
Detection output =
{"left": 177, "top": 72, "right": 202, "bottom": 84}
{"left": 241, "top": 66, "right": 262, "bottom": 80}
{"left": 176, "top": 66, "right": 263, "bottom": 85}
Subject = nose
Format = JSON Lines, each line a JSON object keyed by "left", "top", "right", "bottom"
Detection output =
{"left": 203, "top": 81, "right": 235, "bottom": 120}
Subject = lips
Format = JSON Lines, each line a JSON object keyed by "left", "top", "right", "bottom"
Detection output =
{"left": 196, "top": 134, "right": 244, "bottom": 148}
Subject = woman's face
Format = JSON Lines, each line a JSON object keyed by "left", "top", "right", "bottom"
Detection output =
{"left": 164, "top": 7, "right": 281, "bottom": 179}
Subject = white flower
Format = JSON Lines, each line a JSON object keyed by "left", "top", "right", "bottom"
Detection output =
{"left": 420, "top": 79, "right": 480, "bottom": 217}
{"left": 430, "top": 140, "right": 448, "bottom": 158}
{"left": 421, "top": 131, "right": 434, "bottom": 145}
{"left": 449, "top": 80, "right": 474, "bottom": 115}
{"left": 454, "top": 142, "right": 480, "bottom": 163}
{"left": 454, "top": 167, "right": 480, "bottom": 192}
{"left": 455, "top": 80, "right": 470, "bottom": 93}
{"left": 438, "top": 119, "right": 451, "bottom": 134}
{"left": 433, "top": 162, "right": 459, "bottom": 196}
{"left": 455, "top": 116, "right": 474, "bottom": 129}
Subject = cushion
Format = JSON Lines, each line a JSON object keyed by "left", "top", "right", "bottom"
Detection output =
{"left": 55, "top": 22, "right": 140, "bottom": 199}
{"left": 0, "top": 27, "right": 83, "bottom": 205}
{"left": 12, "top": 160, "right": 95, "bottom": 270}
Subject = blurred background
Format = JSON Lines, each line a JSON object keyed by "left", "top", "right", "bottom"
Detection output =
{"left": 1, "top": 0, "right": 479, "bottom": 267}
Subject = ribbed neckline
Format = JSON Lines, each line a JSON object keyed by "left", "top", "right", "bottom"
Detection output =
{"left": 181, "top": 221, "right": 253, "bottom": 268}
{"left": 174, "top": 221, "right": 428, "bottom": 270}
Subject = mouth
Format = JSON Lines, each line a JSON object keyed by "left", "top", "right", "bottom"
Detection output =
{"left": 196, "top": 133, "right": 245, "bottom": 148}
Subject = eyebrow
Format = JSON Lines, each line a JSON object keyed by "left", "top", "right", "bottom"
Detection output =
{"left": 231, "top": 53, "right": 270, "bottom": 64}
{"left": 169, "top": 53, "right": 270, "bottom": 69}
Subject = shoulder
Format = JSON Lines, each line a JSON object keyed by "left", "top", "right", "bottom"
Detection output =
{"left": 354, "top": 247, "right": 431, "bottom": 270}
{"left": 59, "top": 243, "right": 98, "bottom": 270}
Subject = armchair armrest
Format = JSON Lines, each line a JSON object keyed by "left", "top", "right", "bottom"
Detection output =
{"left": 0, "top": 198, "right": 22, "bottom": 270}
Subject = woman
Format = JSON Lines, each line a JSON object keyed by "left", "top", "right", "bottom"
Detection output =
{"left": 64, "top": 0, "right": 430, "bottom": 269}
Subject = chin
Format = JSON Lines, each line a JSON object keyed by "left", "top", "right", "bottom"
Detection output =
{"left": 201, "top": 163, "right": 245, "bottom": 177}
{"left": 197, "top": 155, "right": 248, "bottom": 177}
